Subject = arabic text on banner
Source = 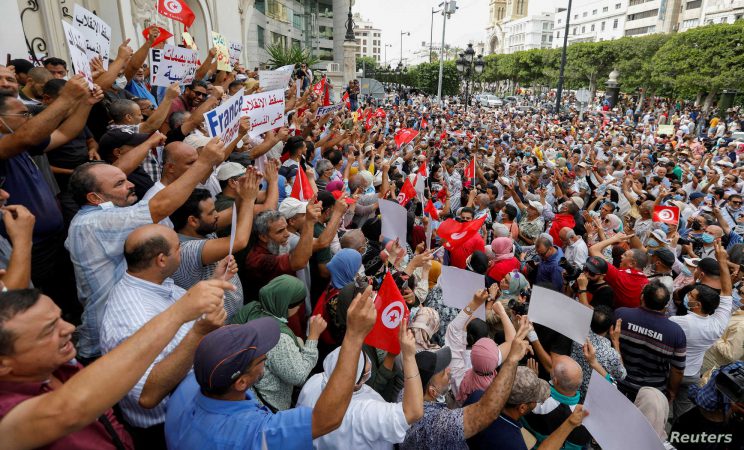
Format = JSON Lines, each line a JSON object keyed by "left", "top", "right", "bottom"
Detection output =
{"left": 150, "top": 45, "right": 198, "bottom": 87}
{"left": 72, "top": 4, "right": 111, "bottom": 70}
{"left": 257, "top": 70, "right": 292, "bottom": 92}
{"left": 228, "top": 42, "right": 242, "bottom": 67}
{"left": 211, "top": 32, "right": 232, "bottom": 72}
{"left": 205, "top": 89, "right": 245, "bottom": 144}
{"left": 61, "top": 21, "right": 94, "bottom": 88}
{"left": 241, "top": 89, "right": 286, "bottom": 138}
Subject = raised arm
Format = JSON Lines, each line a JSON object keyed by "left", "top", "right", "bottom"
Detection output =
{"left": 399, "top": 324, "right": 424, "bottom": 425}
{"left": 125, "top": 27, "right": 158, "bottom": 81}
{"left": 93, "top": 41, "right": 133, "bottom": 92}
{"left": 139, "top": 83, "right": 181, "bottom": 134}
{"left": 0, "top": 205, "right": 34, "bottom": 289}
{"left": 112, "top": 132, "right": 165, "bottom": 175}
{"left": 0, "top": 279, "right": 233, "bottom": 450}
{"left": 289, "top": 200, "right": 321, "bottom": 271}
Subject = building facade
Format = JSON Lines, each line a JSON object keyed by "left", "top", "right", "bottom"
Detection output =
{"left": 552, "top": 0, "right": 627, "bottom": 47}
{"left": 10, "top": 0, "right": 350, "bottom": 72}
{"left": 486, "top": 0, "right": 529, "bottom": 54}
{"left": 502, "top": 12, "right": 555, "bottom": 53}
{"left": 352, "top": 13, "right": 382, "bottom": 63}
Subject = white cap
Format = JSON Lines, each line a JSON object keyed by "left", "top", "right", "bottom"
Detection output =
{"left": 184, "top": 133, "right": 212, "bottom": 149}
{"left": 278, "top": 198, "right": 307, "bottom": 219}
{"left": 527, "top": 200, "right": 544, "bottom": 214}
{"left": 216, "top": 162, "right": 246, "bottom": 181}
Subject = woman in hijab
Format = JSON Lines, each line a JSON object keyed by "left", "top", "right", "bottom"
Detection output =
{"left": 456, "top": 338, "right": 501, "bottom": 403}
{"left": 361, "top": 218, "right": 384, "bottom": 275}
{"left": 428, "top": 261, "right": 442, "bottom": 290}
{"left": 496, "top": 270, "right": 531, "bottom": 306}
{"left": 487, "top": 237, "right": 520, "bottom": 285}
{"left": 410, "top": 307, "right": 441, "bottom": 352}
{"left": 230, "top": 275, "right": 323, "bottom": 411}
{"left": 634, "top": 387, "right": 677, "bottom": 449}
{"left": 313, "top": 249, "right": 363, "bottom": 349}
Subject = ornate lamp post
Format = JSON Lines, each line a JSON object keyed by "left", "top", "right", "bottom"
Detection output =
{"left": 455, "top": 43, "right": 484, "bottom": 112}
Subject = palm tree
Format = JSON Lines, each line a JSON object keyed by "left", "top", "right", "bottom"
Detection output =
{"left": 265, "top": 44, "right": 320, "bottom": 69}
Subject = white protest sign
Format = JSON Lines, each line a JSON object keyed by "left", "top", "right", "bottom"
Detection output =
{"left": 241, "top": 89, "right": 286, "bottom": 137}
{"left": 150, "top": 45, "right": 198, "bottom": 87}
{"left": 317, "top": 103, "right": 345, "bottom": 116}
{"left": 527, "top": 286, "right": 593, "bottom": 344}
{"left": 61, "top": 21, "right": 94, "bottom": 88}
{"left": 583, "top": 371, "right": 666, "bottom": 450}
{"left": 258, "top": 69, "right": 292, "bottom": 92}
{"left": 228, "top": 41, "right": 242, "bottom": 67}
{"left": 205, "top": 89, "right": 245, "bottom": 144}
{"left": 439, "top": 265, "right": 486, "bottom": 320}
{"left": 295, "top": 79, "right": 301, "bottom": 98}
{"left": 72, "top": 4, "right": 111, "bottom": 69}
{"left": 379, "top": 199, "right": 408, "bottom": 244}
{"left": 276, "top": 64, "right": 295, "bottom": 72}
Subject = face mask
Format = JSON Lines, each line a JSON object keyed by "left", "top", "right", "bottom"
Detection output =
{"left": 113, "top": 75, "right": 127, "bottom": 91}
{"left": 364, "top": 185, "right": 375, "bottom": 195}
{"left": 701, "top": 233, "right": 715, "bottom": 244}
{"left": 672, "top": 194, "right": 683, "bottom": 201}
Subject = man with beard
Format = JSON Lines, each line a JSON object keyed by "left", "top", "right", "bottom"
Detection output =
{"left": 242, "top": 202, "right": 322, "bottom": 301}
{"left": 575, "top": 256, "right": 615, "bottom": 309}
{"left": 167, "top": 80, "right": 210, "bottom": 123}
{"left": 169, "top": 169, "right": 260, "bottom": 321}
{"left": 65, "top": 137, "right": 226, "bottom": 363}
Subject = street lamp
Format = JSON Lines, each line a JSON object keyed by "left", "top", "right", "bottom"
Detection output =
{"left": 384, "top": 43, "right": 392, "bottom": 67}
{"left": 437, "top": 1, "right": 458, "bottom": 103}
{"left": 555, "top": 0, "right": 573, "bottom": 113}
{"left": 455, "top": 43, "right": 483, "bottom": 113}
{"left": 400, "top": 31, "right": 410, "bottom": 67}
{"left": 430, "top": 7, "right": 442, "bottom": 63}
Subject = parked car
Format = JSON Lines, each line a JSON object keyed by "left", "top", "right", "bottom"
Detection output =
{"left": 504, "top": 96, "right": 518, "bottom": 103}
{"left": 479, "top": 95, "right": 503, "bottom": 108}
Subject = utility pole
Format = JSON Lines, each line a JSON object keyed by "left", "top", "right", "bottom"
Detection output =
{"left": 555, "top": 0, "right": 573, "bottom": 113}
{"left": 437, "top": 1, "right": 457, "bottom": 104}
{"left": 430, "top": 7, "right": 441, "bottom": 63}
{"left": 400, "top": 30, "right": 410, "bottom": 67}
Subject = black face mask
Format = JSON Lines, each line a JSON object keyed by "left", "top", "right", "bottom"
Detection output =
{"left": 691, "top": 221, "right": 703, "bottom": 231}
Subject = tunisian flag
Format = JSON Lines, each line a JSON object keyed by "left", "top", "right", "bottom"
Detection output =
{"left": 424, "top": 199, "right": 439, "bottom": 220}
{"left": 394, "top": 128, "right": 419, "bottom": 148}
{"left": 290, "top": 165, "right": 314, "bottom": 201}
{"left": 464, "top": 159, "right": 476, "bottom": 181}
{"left": 417, "top": 160, "right": 428, "bottom": 177}
{"left": 342, "top": 91, "right": 350, "bottom": 109}
{"left": 157, "top": 0, "right": 195, "bottom": 28}
{"left": 420, "top": 117, "right": 428, "bottom": 129}
{"left": 143, "top": 26, "right": 173, "bottom": 47}
{"left": 364, "top": 271, "right": 408, "bottom": 355}
{"left": 397, "top": 177, "right": 417, "bottom": 206}
{"left": 437, "top": 215, "right": 487, "bottom": 250}
{"left": 653, "top": 205, "right": 680, "bottom": 225}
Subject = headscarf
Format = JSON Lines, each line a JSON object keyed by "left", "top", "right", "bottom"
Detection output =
{"left": 603, "top": 213, "right": 623, "bottom": 235}
{"left": 634, "top": 387, "right": 669, "bottom": 441}
{"left": 491, "top": 237, "right": 515, "bottom": 262}
{"left": 410, "top": 307, "right": 441, "bottom": 351}
{"left": 327, "top": 249, "right": 362, "bottom": 289}
{"left": 499, "top": 271, "right": 530, "bottom": 301}
{"left": 321, "top": 347, "right": 366, "bottom": 390}
{"left": 456, "top": 338, "right": 501, "bottom": 402}
{"left": 230, "top": 275, "right": 306, "bottom": 347}
{"left": 326, "top": 180, "right": 344, "bottom": 192}
{"left": 428, "top": 261, "right": 442, "bottom": 289}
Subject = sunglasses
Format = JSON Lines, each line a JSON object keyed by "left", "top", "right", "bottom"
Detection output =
{"left": 193, "top": 91, "right": 208, "bottom": 98}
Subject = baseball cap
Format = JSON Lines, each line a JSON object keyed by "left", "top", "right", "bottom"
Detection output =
{"left": 651, "top": 247, "right": 675, "bottom": 268}
{"left": 508, "top": 366, "right": 551, "bottom": 405}
{"left": 527, "top": 200, "right": 544, "bottom": 214}
{"left": 649, "top": 229, "right": 669, "bottom": 245}
{"left": 690, "top": 192, "right": 706, "bottom": 201}
{"left": 570, "top": 196, "right": 585, "bottom": 210}
{"left": 98, "top": 130, "right": 151, "bottom": 161}
{"left": 216, "top": 162, "right": 246, "bottom": 181}
{"left": 278, "top": 197, "right": 307, "bottom": 219}
{"left": 193, "top": 318, "right": 280, "bottom": 391}
{"left": 416, "top": 347, "right": 452, "bottom": 391}
{"left": 278, "top": 165, "right": 297, "bottom": 180}
{"left": 698, "top": 257, "right": 720, "bottom": 276}
{"left": 466, "top": 251, "right": 489, "bottom": 275}
{"left": 683, "top": 257, "right": 701, "bottom": 268}
{"left": 585, "top": 256, "right": 608, "bottom": 275}
{"left": 184, "top": 133, "right": 212, "bottom": 149}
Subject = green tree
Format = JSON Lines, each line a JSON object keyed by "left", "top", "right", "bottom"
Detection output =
{"left": 265, "top": 44, "right": 319, "bottom": 69}
{"left": 356, "top": 56, "right": 379, "bottom": 72}
{"left": 565, "top": 41, "right": 616, "bottom": 98}
{"left": 408, "top": 61, "right": 461, "bottom": 96}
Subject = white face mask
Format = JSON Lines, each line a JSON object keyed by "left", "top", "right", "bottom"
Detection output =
{"left": 113, "top": 75, "right": 127, "bottom": 91}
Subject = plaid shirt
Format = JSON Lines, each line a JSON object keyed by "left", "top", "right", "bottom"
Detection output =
{"left": 689, "top": 361, "right": 744, "bottom": 412}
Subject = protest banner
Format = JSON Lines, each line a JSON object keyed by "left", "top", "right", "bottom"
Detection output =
{"left": 317, "top": 103, "right": 345, "bottom": 116}
{"left": 258, "top": 69, "right": 292, "bottom": 92}
{"left": 149, "top": 45, "right": 198, "bottom": 87}
{"left": 379, "top": 199, "right": 408, "bottom": 244}
{"left": 72, "top": 5, "right": 111, "bottom": 69}
{"left": 211, "top": 32, "right": 231, "bottom": 71}
{"left": 228, "top": 41, "right": 242, "bottom": 67}
{"left": 61, "top": 21, "right": 94, "bottom": 88}
{"left": 527, "top": 286, "right": 593, "bottom": 344}
{"left": 205, "top": 89, "right": 245, "bottom": 144}
{"left": 439, "top": 266, "right": 486, "bottom": 320}
{"left": 241, "top": 89, "right": 286, "bottom": 137}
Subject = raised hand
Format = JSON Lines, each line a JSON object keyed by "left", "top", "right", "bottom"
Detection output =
{"left": 200, "top": 137, "right": 226, "bottom": 166}
{"left": 346, "top": 285, "right": 376, "bottom": 339}
{"left": 399, "top": 321, "right": 416, "bottom": 356}
{"left": 165, "top": 82, "right": 181, "bottom": 101}
{"left": 175, "top": 279, "right": 234, "bottom": 323}
{"left": 213, "top": 255, "right": 238, "bottom": 280}
{"left": 307, "top": 315, "right": 328, "bottom": 341}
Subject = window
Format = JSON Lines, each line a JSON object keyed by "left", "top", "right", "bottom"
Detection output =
{"left": 558, "top": 18, "right": 562, "bottom": 24}
{"left": 686, "top": 0, "right": 701, "bottom": 8}
{"left": 557, "top": 30, "right": 561, "bottom": 38}
{"left": 271, "top": 31, "right": 287, "bottom": 48}
{"left": 591, "top": 24, "right": 595, "bottom": 31}
{"left": 573, "top": 27, "right": 577, "bottom": 35}
{"left": 583, "top": 11, "right": 588, "bottom": 17}
{"left": 255, "top": 0, "right": 265, "bottom": 14}
{"left": 616, "top": 3, "right": 621, "bottom": 9}
{"left": 601, "top": 21, "right": 606, "bottom": 30}
{"left": 267, "top": 0, "right": 291, "bottom": 23}
{"left": 257, "top": 25, "right": 265, "bottom": 48}
{"left": 625, "top": 25, "right": 655, "bottom": 35}
{"left": 613, "top": 18, "right": 619, "bottom": 28}
{"left": 574, "top": 14, "right": 578, "bottom": 19}
{"left": 581, "top": 25, "right": 586, "bottom": 32}
{"left": 292, "top": 38, "right": 301, "bottom": 48}
{"left": 628, "top": 9, "right": 658, "bottom": 20}
{"left": 603, "top": 6, "right": 608, "bottom": 12}
{"left": 593, "top": 9, "right": 597, "bottom": 15}
{"left": 293, "top": 13, "right": 303, "bottom": 29}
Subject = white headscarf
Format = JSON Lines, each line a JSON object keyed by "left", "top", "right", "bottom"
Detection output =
{"left": 321, "top": 347, "right": 366, "bottom": 390}
{"left": 634, "top": 387, "right": 669, "bottom": 441}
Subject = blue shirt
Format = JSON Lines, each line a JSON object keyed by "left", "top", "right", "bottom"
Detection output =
{"left": 165, "top": 374, "right": 313, "bottom": 450}
{"left": 535, "top": 246, "right": 565, "bottom": 292}
{"left": 465, "top": 391, "right": 527, "bottom": 450}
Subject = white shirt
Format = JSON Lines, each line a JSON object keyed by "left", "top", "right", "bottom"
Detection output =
{"left": 100, "top": 273, "right": 193, "bottom": 427}
{"left": 670, "top": 295, "right": 733, "bottom": 376}
{"left": 297, "top": 376, "right": 409, "bottom": 450}
{"left": 564, "top": 237, "right": 589, "bottom": 269}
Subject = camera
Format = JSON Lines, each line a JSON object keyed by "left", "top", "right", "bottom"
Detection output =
{"left": 560, "top": 257, "right": 583, "bottom": 282}
{"left": 716, "top": 363, "right": 744, "bottom": 403}
{"left": 508, "top": 298, "right": 529, "bottom": 316}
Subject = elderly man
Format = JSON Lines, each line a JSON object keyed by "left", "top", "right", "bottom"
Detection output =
{"left": 589, "top": 233, "right": 649, "bottom": 308}
{"left": 465, "top": 367, "right": 588, "bottom": 450}
{"left": 400, "top": 315, "right": 532, "bottom": 450}
{"left": 65, "top": 137, "right": 225, "bottom": 362}
{"left": 242, "top": 202, "right": 322, "bottom": 300}
{"left": 0, "top": 281, "right": 227, "bottom": 449}
{"left": 523, "top": 356, "right": 592, "bottom": 449}
{"left": 560, "top": 227, "right": 588, "bottom": 270}
{"left": 164, "top": 285, "right": 378, "bottom": 449}
{"left": 296, "top": 324, "right": 423, "bottom": 449}
{"left": 534, "top": 234, "right": 565, "bottom": 292}
{"left": 100, "top": 224, "right": 230, "bottom": 447}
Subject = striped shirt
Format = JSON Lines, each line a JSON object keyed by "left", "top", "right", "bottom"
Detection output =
{"left": 100, "top": 273, "right": 193, "bottom": 428}
{"left": 172, "top": 233, "right": 244, "bottom": 320}
{"left": 615, "top": 307, "right": 687, "bottom": 399}
{"left": 65, "top": 201, "right": 154, "bottom": 358}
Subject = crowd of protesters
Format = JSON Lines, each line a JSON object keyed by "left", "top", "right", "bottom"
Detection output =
{"left": 0, "top": 23, "right": 742, "bottom": 450}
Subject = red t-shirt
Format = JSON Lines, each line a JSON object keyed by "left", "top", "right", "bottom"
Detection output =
{"left": 242, "top": 243, "right": 293, "bottom": 300}
{"left": 449, "top": 233, "right": 486, "bottom": 269}
{"left": 604, "top": 264, "right": 649, "bottom": 309}
{"left": 549, "top": 213, "right": 576, "bottom": 248}
{"left": 487, "top": 257, "right": 521, "bottom": 283}
{"left": 0, "top": 362, "right": 134, "bottom": 450}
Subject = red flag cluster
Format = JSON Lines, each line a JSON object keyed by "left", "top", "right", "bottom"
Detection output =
{"left": 143, "top": 26, "right": 173, "bottom": 47}
{"left": 394, "top": 128, "right": 419, "bottom": 148}
{"left": 653, "top": 205, "right": 680, "bottom": 225}
{"left": 397, "top": 177, "right": 417, "bottom": 206}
